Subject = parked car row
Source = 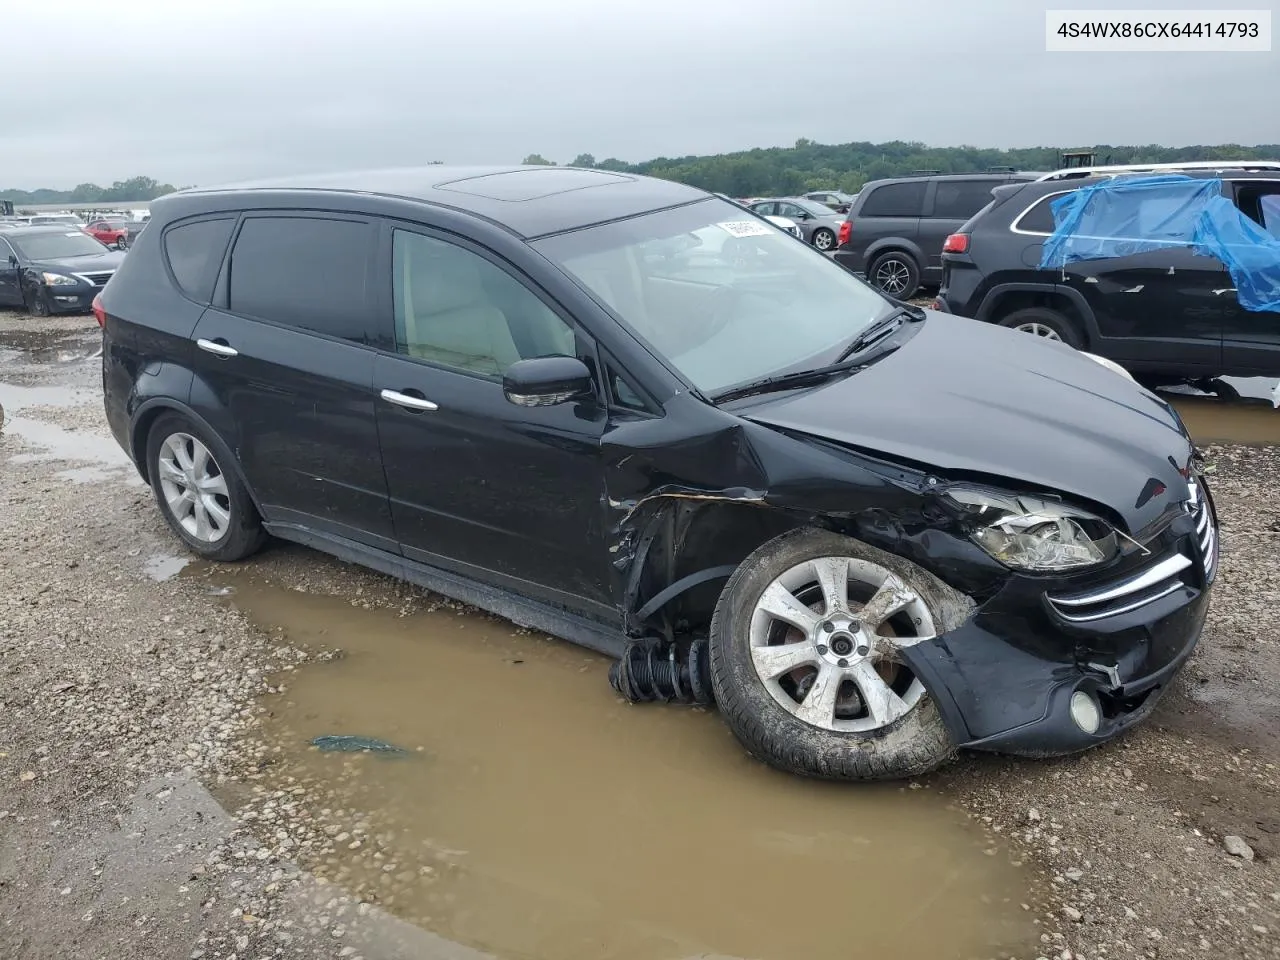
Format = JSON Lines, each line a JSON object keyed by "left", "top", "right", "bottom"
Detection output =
{"left": 95, "top": 164, "right": 1215, "bottom": 782}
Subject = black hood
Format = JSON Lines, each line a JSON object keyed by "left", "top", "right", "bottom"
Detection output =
{"left": 741, "top": 313, "right": 1194, "bottom": 533}
{"left": 30, "top": 250, "right": 124, "bottom": 274}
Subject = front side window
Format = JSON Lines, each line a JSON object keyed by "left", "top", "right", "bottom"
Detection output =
{"left": 392, "top": 230, "right": 575, "bottom": 377}
{"left": 859, "top": 181, "right": 927, "bottom": 218}
{"left": 228, "top": 216, "right": 371, "bottom": 341}
{"left": 932, "top": 180, "right": 998, "bottom": 219}
{"left": 535, "top": 197, "right": 893, "bottom": 396}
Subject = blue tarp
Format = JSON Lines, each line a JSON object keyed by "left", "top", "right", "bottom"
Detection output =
{"left": 1040, "top": 174, "right": 1280, "bottom": 313}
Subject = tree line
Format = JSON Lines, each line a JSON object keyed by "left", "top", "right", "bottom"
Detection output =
{"left": 0, "top": 176, "right": 181, "bottom": 206}
{"left": 7, "top": 141, "right": 1279, "bottom": 205}
{"left": 523, "top": 139, "right": 1280, "bottom": 196}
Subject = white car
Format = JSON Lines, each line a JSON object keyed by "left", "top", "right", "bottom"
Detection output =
{"left": 764, "top": 215, "right": 803, "bottom": 240}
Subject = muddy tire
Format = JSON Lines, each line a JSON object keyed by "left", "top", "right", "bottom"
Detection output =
{"left": 709, "top": 528, "right": 973, "bottom": 781}
{"left": 998, "top": 306, "right": 1083, "bottom": 349}
{"left": 24, "top": 288, "right": 50, "bottom": 317}
{"left": 145, "top": 412, "right": 266, "bottom": 563}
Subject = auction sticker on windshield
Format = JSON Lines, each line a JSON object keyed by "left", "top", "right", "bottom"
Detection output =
{"left": 717, "top": 220, "right": 774, "bottom": 238}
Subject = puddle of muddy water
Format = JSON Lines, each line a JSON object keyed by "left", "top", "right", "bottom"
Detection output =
{"left": 1155, "top": 376, "right": 1279, "bottom": 446}
{"left": 205, "top": 569, "right": 1038, "bottom": 960}
{"left": 144, "top": 554, "right": 193, "bottom": 582}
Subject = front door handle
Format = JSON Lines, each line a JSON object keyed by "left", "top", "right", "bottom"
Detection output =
{"left": 380, "top": 388, "right": 438, "bottom": 412}
{"left": 197, "top": 338, "right": 238, "bottom": 358}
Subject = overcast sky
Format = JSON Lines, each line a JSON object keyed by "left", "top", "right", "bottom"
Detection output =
{"left": 4, "top": 0, "right": 1276, "bottom": 190}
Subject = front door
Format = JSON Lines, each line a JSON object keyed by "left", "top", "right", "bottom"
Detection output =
{"left": 188, "top": 212, "right": 396, "bottom": 550}
{"left": 0, "top": 238, "right": 20, "bottom": 306}
{"left": 372, "top": 225, "right": 613, "bottom": 617}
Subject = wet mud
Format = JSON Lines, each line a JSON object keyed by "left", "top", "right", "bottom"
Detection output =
{"left": 197, "top": 563, "right": 1040, "bottom": 960}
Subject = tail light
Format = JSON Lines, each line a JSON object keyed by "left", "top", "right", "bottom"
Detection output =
{"left": 942, "top": 233, "right": 969, "bottom": 254}
{"left": 837, "top": 220, "right": 852, "bottom": 246}
{"left": 92, "top": 293, "right": 106, "bottom": 328}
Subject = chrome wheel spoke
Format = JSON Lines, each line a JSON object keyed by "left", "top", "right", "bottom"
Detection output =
{"left": 197, "top": 472, "right": 228, "bottom": 497}
{"left": 158, "top": 458, "right": 185, "bottom": 484}
{"left": 203, "top": 495, "right": 230, "bottom": 533}
{"left": 812, "top": 556, "right": 849, "bottom": 616}
{"left": 757, "top": 582, "right": 820, "bottom": 633}
{"left": 191, "top": 498, "right": 212, "bottom": 540}
{"left": 751, "top": 640, "right": 819, "bottom": 680}
{"left": 860, "top": 574, "right": 917, "bottom": 630}
{"left": 190, "top": 442, "right": 211, "bottom": 477}
{"left": 794, "top": 663, "right": 843, "bottom": 727}
{"left": 850, "top": 660, "right": 909, "bottom": 726}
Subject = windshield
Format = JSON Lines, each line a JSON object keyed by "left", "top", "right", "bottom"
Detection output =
{"left": 11, "top": 231, "right": 109, "bottom": 260}
{"left": 535, "top": 198, "right": 892, "bottom": 395}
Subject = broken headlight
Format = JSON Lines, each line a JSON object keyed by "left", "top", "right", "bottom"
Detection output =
{"left": 943, "top": 485, "right": 1118, "bottom": 572}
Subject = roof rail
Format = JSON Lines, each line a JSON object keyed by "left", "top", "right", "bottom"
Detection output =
{"left": 1036, "top": 160, "right": 1280, "bottom": 182}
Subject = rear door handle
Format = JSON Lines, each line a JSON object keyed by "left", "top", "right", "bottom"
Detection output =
{"left": 196, "top": 338, "right": 238, "bottom": 357}
{"left": 380, "top": 389, "right": 438, "bottom": 412}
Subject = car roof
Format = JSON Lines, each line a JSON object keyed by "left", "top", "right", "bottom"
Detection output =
{"left": 0, "top": 225, "right": 88, "bottom": 237}
{"left": 156, "top": 165, "right": 709, "bottom": 239}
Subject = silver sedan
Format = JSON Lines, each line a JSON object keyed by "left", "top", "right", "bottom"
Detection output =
{"left": 748, "top": 198, "right": 845, "bottom": 252}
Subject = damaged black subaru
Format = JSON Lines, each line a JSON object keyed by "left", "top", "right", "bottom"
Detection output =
{"left": 99, "top": 166, "right": 1217, "bottom": 781}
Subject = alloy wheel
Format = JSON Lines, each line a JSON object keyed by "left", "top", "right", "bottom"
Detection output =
{"left": 873, "top": 258, "right": 911, "bottom": 295}
{"left": 1014, "top": 322, "right": 1063, "bottom": 341}
{"left": 813, "top": 229, "right": 835, "bottom": 251}
{"left": 747, "top": 556, "right": 936, "bottom": 733}
{"left": 156, "top": 433, "right": 232, "bottom": 542}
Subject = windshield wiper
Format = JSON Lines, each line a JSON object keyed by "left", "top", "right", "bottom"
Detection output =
{"left": 711, "top": 357, "right": 873, "bottom": 404}
{"left": 710, "top": 305, "right": 925, "bottom": 405}
{"left": 834, "top": 305, "right": 926, "bottom": 361}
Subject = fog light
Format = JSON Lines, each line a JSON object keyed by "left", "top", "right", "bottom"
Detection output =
{"left": 1069, "top": 690, "right": 1102, "bottom": 734}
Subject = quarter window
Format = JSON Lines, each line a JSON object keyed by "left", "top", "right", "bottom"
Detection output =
{"left": 227, "top": 217, "right": 372, "bottom": 341}
{"left": 858, "top": 181, "right": 927, "bottom": 218}
{"left": 164, "top": 218, "right": 235, "bottom": 303}
{"left": 1014, "top": 194, "right": 1067, "bottom": 234}
{"left": 391, "top": 230, "right": 576, "bottom": 377}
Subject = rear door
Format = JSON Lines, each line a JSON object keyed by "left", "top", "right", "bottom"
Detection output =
{"left": 371, "top": 223, "right": 614, "bottom": 616}
{"left": 189, "top": 212, "right": 397, "bottom": 550}
{"left": 919, "top": 179, "right": 1007, "bottom": 283}
{"left": 1052, "top": 184, "right": 1227, "bottom": 374}
{"left": 1219, "top": 178, "right": 1280, "bottom": 374}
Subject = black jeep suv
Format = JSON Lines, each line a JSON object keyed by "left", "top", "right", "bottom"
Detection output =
{"left": 934, "top": 162, "right": 1280, "bottom": 380}
{"left": 833, "top": 172, "right": 1037, "bottom": 299}
{"left": 99, "top": 165, "right": 1215, "bottom": 781}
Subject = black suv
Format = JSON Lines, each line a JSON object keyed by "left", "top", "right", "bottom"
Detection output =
{"left": 100, "top": 165, "right": 1215, "bottom": 781}
{"left": 934, "top": 162, "right": 1280, "bottom": 380}
{"left": 834, "top": 173, "right": 1037, "bottom": 299}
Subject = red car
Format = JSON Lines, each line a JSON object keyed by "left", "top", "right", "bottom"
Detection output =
{"left": 83, "top": 219, "right": 130, "bottom": 249}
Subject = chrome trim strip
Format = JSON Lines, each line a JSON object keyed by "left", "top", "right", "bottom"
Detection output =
{"left": 1050, "top": 553, "right": 1192, "bottom": 607}
{"left": 1054, "top": 581, "right": 1184, "bottom": 623}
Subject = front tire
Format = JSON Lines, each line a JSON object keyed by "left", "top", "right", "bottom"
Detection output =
{"left": 811, "top": 228, "right": 836, "bottom": 252}
{"left": 116, "top": 237, "right": 128, "bottom": 250}
{"left": 709, "top": 528, "right": 973, "bottom": 781}
{"left": 867, "top": 252, "right": 920, "bottom": 299}
{"left": 145, "top": 412, "right": 265, "bottom": 562}
{"left": 24, "top": 288, "right": 49, "bottom": 317}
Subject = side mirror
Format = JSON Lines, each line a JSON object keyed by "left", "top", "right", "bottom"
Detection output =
{"left": 503, "top": 356, "right": 594, "bottom": 408}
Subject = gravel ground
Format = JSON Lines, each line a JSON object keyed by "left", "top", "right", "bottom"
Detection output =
{"left": 0, "top": 309, "right": 1277, "bottom": 960}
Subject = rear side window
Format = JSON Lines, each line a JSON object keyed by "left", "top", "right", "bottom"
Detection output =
{"left": 164, "top": 218, "right": 235, "bottom": 303}
{"left": 931, "top": 180, "right": 999, "bottom": 220}
{"left": 228, "top": 216, "right": 371, "bottom": 341}
{"left": 859, "top": 181, "right": 927, "bottom": 218}
{"left": 1012, "top": 193, "right": 1070, "bottom": 234}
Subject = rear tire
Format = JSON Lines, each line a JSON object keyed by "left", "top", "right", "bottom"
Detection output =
{"left": 811, "top": 228, "right": 836, "bottom": 252}
{"left": 709, "top": 528, "right": 974, "bottom": 781}
{"left": 867, "top": 252, "right": 920, "bottom": 299}
{"left": 116, "top": 237, "right": 128, "bottom": 250}
{"left": 997, "top": 306, "right": 1084, "bottom": 349}
{"left": 145, "top": 412, "right": 265, "bottom": 562}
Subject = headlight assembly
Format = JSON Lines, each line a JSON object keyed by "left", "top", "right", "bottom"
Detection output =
{"left": 942, "top": 485, "right": 1118, "bottom": 572}
{"left": 41, "top": 272, "right": 78, "bottom": 286}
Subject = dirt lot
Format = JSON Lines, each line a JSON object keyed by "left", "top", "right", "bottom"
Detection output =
{"left": 1, "top": 310, "right": 1277, "bottom": 960}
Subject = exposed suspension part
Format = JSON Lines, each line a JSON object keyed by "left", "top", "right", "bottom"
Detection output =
{"left": 608, "top": 636, "right": 714, "bottom": 706}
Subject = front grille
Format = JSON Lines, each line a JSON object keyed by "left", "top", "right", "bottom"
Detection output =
{"left": 1046, "top": 553, "right": 1192, "bottom": 623}
{"left": 1187, "top": 475, "right": 1217, "bottom": 582}
{"left": 79, "top": 271, "right": 114, "bottom": 287}
{"left": 1046, "top": 477, "right": 1217, "bottom": 624}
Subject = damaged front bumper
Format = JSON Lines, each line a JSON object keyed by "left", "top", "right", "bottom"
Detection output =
{"left": 901, "top": 491, "right": 1216, "bottom": 757}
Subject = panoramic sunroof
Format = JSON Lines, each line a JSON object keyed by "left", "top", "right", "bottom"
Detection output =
{"left": 435, "top": 168, "right": 632, "bottom": 202}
